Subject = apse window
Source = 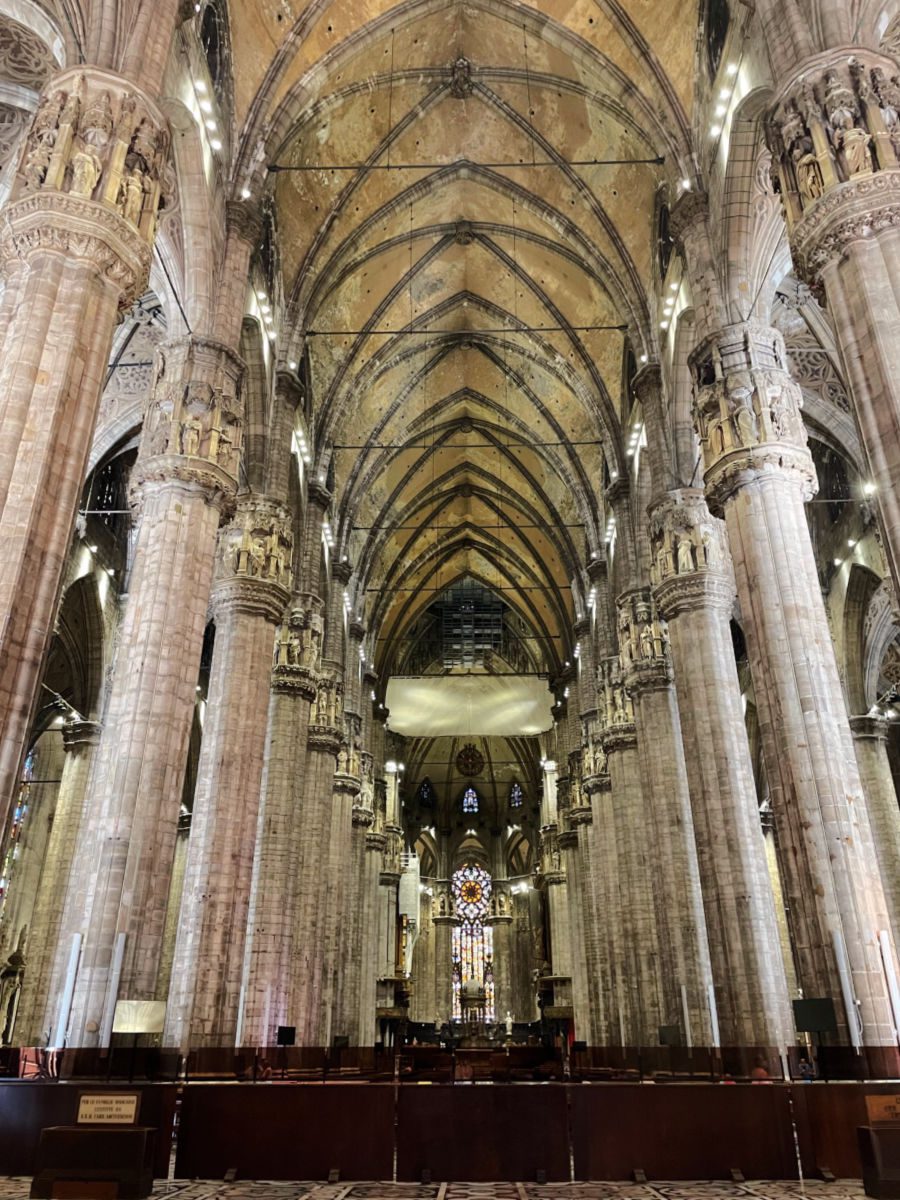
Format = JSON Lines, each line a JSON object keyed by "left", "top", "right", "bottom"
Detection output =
{"left": 462, "top": 786, "right": 479, "bottom": 814}
{"left": 451, "top": 863, "right": 495, "bottom": 1021}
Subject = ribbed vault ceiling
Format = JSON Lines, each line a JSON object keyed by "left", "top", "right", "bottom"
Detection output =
{"left": 50, "top": 0, "right": 703, "bottom": 682}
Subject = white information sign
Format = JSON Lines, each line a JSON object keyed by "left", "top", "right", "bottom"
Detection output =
{"left": 77, "top": 1093, "right": 140, "bottom": 1125}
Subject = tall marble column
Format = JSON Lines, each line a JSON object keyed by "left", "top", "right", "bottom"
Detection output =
{"left": 537, "top": 761, "right": 574, "bottom": 1013}
{"left": 650, "top": 487, "right": 794, "bottom": 1047}
{"left": 617, "top": 594, "right": 715, "bottom": 1046}
{"left": 685, "top": 315, "right": 896, "bottom": 1044}
{"left": 240, "top": 590, "right": 324, "bottom": 1046}
{"left": 598, "top": 659, "right": 660, "bottom": 1044}
{"left": 59, "top": 334, "right": 243, "bottom": 1047}
{"left": 15, "top": 719, "right": 101, "bottom": 1045}
{"left": 291, "top": 556, "right": 348, "bottom": 1046}
{"left": 486, "top": 882, "right": 514, "bottom": 1023}
{"left": 851, "top": 716, "right": 900, "bottom": 950}
{"left": 0, "top": 70, "right": 167, "bottom": 835}
{"left": 767, "top": 50, "right": 900, "bottom": 603}
{"left": 164, "top": 496, "right": 292, "bottom": 1049}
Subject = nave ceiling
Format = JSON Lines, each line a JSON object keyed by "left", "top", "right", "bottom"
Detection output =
{"left": 36, "top": 0, "right": 720, "bottom": 681}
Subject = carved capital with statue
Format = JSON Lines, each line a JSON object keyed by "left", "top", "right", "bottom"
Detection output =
{"left": 271, "top": 594, "right": 323, "bottom": 697}
{"left": 213, "top": 494, "right": 293, "bottom": 621}
{"left": 308, "top": 670, "right": 344, "bottom": 753}
{"left": 689, "top": 322, "right": 816, "bottom": 515}
{"left": 617, "top": 588, "right": 671, "bottom": 695}
{"left": 537, "top": 823, "right": 565, "bottom": 883}
{"left": 2, "top": 67, "right": 171, "bottom": 308}
{"left": 767, "top": 49, "right": 900, "bottom": 278}
{"left": 596, "top": 657, "right": 636, "bottom": 752}
{"left": 649, "top": 488, "right": 735, "bottom": 618}
{"left": 132, "top": 336, "right": 245, "bottom": 513}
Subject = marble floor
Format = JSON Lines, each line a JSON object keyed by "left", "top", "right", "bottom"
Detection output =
{"left": 0, "top": 1180, "right": 867, "bottom": 1199}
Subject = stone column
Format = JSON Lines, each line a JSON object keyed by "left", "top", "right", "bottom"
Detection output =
{"left": 598, "top": 659, "right": 660, "bottom": 1045}
{"left": 0, "top": 69, "right": 167, "bottom": 835}
{"left": 767, "top": 51, "right": 900, "bottom": 603}
{"left": 486, "top": 891, "right": 513, "bottom": 1024}
{"left": 685, "top": 316, "right": 896, "bottom": 1044}
{"left": 62, "top": 335, "right": 243, "bottom": 1047}
{"left": 239, "top": 595, "right": 322, "bottom": 1045}
{"left": 433, "top": 901, "right": 455, "bottom": 1027}
{"left": 14, "top": 720, "right": 101, "bottom": 1045}
{"left": 851, "top": 716, "right": 900, "bottom": 949}
{"left": 322, "top": 725, "right": 361, "bottom": 1044}
{"left": 164, "top": 496, "right": 292, "bottom": 1049}
{"left": 291, "top": 558, "right": 349, "bottom": 1046}
{"left": 537, "top": 761, "right": 573, "bottom": 1013}
{"left": 618, "top": 591, "right": 714, "bottom": 1046}
{"left": 650, "top": 487, "right": 794, "bottom": 1047}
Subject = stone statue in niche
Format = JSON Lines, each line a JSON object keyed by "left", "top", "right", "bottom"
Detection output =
{"left": 874, "top": 69, "right": 900, "bottom": 151}
{"left": 118, "top": 169, "right": 144, "bottom": 225}
{"left": 639, "top": 621, "right": 654, "bottom": 660}
{"left": 676, "top": 533, "right": 694, "bottom": 574}
{"left": 792, "top": 135, "right": 824, "bottom": 204}
{"left": 180, "top": 412, "right": 202, "bottom": 456}
{"left": 70, "top": 142, "right": 102, "bottom": 196}
{"left": 825, "top": 69, "right": 873, "bottom": 177}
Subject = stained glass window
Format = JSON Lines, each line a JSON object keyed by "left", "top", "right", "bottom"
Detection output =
{"left": 451, "top": 863, "right": 495, "bottom": 1021}
{"left": 509, "top": 782, "right": 523, "bottom": 808}
{"left": 462, "top": 786, "right": 479, "bottom": 814}
{"left": 416, "top": 777, "right": 435, "bottom": 807}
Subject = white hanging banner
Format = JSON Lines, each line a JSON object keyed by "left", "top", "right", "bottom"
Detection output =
{"left": 385, "top": 674, "right": 554, "bottom": 737}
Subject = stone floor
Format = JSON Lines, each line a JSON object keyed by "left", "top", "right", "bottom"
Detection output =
{"left": 0, "top": 1180, "right": 867, "bottom": 1199}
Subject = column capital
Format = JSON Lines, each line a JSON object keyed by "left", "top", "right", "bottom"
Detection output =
{"left": 689, "top": 322, "right": 816, "bottom": 513}
{"left": 605, "top": 475, "right": 630, "bottom": 506}
{"left": 668, "top": 188, "right": 711, "bottom": 246}
{"left": 225, "top": 199, "right": 264, "bottom": 246}
{"left": 617, "top": 587, "right": 672, "bottom": 693}
{"left": 596, "top": 656, "right": 637, "bottom": 747}
{"left": 631, "top": 361, "right": 662, "bottom": 402}
{"left": 133, "top": 336, "right": 246, "bottom": 509}
{"left": 307, "top": 478, "right": 333, "bottom": 510}
{"left": 649, "top": 488, "right": 735, "bottom": 618}
{"left": 62, "top": 718, "right": 102, "bottom": 751}
{"left": 352, "top": 804, "right": 375, "bottom": 828}
{"left": 767, "top": 49, "right": 900, "bottom": 275}
{"left": 212, "top": 494, "right": 293, "bottom": 620}
{"left": 331, "top": 558, "right": 353, "bottom": 585}
{"left": 3, "top": 67, "right": 171, "bottom": 307}
{"left": 366, "top": 830, "right": 387, "bottom": 853}
{"left": 849, "top": 713, "right": 890, "bottom": 741}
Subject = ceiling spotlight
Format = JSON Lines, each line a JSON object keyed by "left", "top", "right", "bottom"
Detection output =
{"left": 87, "top": 544, "right": 98, "bottom": 553}
{"left": 863, "top": 481, "right": 877, "bottom": 496}
{"left": 710, "top": 124, "right": 722, "bottom": 138}
{"left": 726, "top": 62, "right": 738, "bottom": 76}
{"left": 200, "top": 99, "right": 213, "bottom": 115}
{"left": 640, "top": 353, "right": 648, "bottom": 363}
{"left": 681, "top": 178, "right": 691, "bottom": 191}
{"left": 847, "top": 539, "right": 857, "bottom": 548}
{"left": 241, "top": 187, "right": 251, "bottom": 200}
{"left": 195, "top": 80, "right": 207, "bottom": 94}
{"left": 289, "top": 360, "right": 298, "bottom": 370}
{"left": 715, "top": 104, "right": 727, "bottom": 118}
{"left": 205, "top": 119, "right": 217, "bottom": 132}
{"left": 669, "top": 282, "right": 678, "bottom": 292}
{"left": 719, "top": 88, "right": 730, "bottom": 100}
{"left": 660, "top": 320, "right": 669, "bottom": 330}
{"left": 210, "top": 137, "right": 222, "bottom": 151}
{"left": 834, "top": 558, "right": 842, "bottom": 568}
